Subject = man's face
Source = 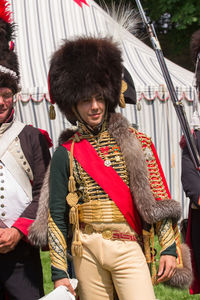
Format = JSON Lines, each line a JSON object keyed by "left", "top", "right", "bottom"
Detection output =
{"left": 76, "top": 94, "right": 106, "bottom": 128}
{"left": 0, "top": 88, "right": 13, "bottom": 124}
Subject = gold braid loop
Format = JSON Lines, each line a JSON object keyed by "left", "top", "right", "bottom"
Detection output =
{"left": 66, "top": 138, "right": 83, "bottom": 257}
{"left": 142, "top": 225, "right": 157, "bottom": 285}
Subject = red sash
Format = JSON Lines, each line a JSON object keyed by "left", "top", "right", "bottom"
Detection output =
{"left": 62, "top": 138, "right": 142, "bottom": 235}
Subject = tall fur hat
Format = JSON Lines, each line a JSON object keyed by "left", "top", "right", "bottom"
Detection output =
{"left": 48, "top": 36, "right": 123, "bottom": 124}
{"left": 190, "top": 29, "right": 200, "bottom": 90}
{"left": 0, "top": 0, "right": 20, "bottom": 95}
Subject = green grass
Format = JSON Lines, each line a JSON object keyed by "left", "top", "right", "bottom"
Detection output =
{"left": 41, "top": 244, "right": 200, "bottom": 299}
{"left": 41, "top": 251, "right": 54, "bottom": 295}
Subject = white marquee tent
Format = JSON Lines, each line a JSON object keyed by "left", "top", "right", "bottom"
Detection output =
{"left": 9, "top": 0, "right": 196, "bottom": 218}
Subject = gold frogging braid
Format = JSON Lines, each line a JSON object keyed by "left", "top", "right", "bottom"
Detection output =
{"left": 143, "top": 226, "right": 157, "bottom": 285}
{"left": 119, "top": 80, "right": 127, "bottom": 108}
{"left": 66, "top": 136, "right": 83, "bottom": 257}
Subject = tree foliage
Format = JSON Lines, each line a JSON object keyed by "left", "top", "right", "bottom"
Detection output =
{"left": 142, "top": 0, "right": 200, "bottom": 30}
{"left": 95, "top": 0, "right": 200, "bottom": 71}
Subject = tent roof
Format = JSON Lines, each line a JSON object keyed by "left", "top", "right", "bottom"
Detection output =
{"left": 10, "top": 0, "right": 194, "bottom": 103}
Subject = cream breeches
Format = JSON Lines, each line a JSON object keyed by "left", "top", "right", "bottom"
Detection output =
{"left": 73, "top": 228, "right": 156, "bottom": 300}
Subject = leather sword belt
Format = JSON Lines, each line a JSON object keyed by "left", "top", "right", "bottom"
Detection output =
{"left": 80, "top": 223, "right": 142, "bottom": 244}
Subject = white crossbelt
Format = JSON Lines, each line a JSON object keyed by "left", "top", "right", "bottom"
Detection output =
{"left": 0, "top": 121, "right": 32, "bottom": 200}
{"left": 0, "top": 121, "right": 25, "bottom": 158}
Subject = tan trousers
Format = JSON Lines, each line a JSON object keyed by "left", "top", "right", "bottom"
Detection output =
{"left": 73, "top": 224, "right": 156, "bottom": 300}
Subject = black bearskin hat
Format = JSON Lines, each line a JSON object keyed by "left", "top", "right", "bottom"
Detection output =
{"left": 0, "top": 1, "right": 20, "bottom": 95}
{"left": 48, "top": 36, "right": 123, "bottom": 124}
{"left": 190, "top": 29, "right": 200, "bottom": 90}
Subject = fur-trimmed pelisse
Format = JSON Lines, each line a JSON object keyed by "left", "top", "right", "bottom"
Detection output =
{"left": 48, "top": 36, "right": 123, "bottom": 124}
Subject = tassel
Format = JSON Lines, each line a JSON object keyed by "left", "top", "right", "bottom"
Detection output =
{"left": 68, "top": 175, "right": 76, "bottom": 193}
{"left": 136, "top": 100, "right": 142, "bottom": 111}
{"left": 119, "top": 94, "right": 126, "bottom": 108}
{"left": 150, "top": 226, "right": 157, "bottom": 285}
{"left": 69, "top": 207, "right": 77, "bottom": 224}
{"left": 66, "top": 138, "right": 83, "bottom": 257}
{"left": 49, "top": 104, "right": 56, "bottom": 120}
{"left": 119, "top": 80, "right": 127, "bottom": 108}
{"left": 143, "top": 229, "right": 151, "bottom": 263}
{"left": 71, "top": 240, "right": 83, "bottom": 257}
{"left": 71, "top": 229, "right": 83, "bottom": 257}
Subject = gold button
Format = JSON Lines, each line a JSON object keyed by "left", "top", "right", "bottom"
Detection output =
{"left": 0, "top": 187, "right": 4, "bottom": 191}
{"left": 1, "top": 204, "right": 4, "bottom": 208}
{"left": 1, "top": 212, "right": 5, "bottom": 216}
{"left": 0, "top": 166, "right": 2, "bottom": 169}
{"left": 0, "top": 196, "right": 4, "bottom": 199}
{"left": 102, "top": 230, "right": 113, "bottom": 240}
{"left": 84, "top": 224, "right": 93, "bottom": 235}
{"left": 115, "top": 155, "right": 120, "bottom": 162}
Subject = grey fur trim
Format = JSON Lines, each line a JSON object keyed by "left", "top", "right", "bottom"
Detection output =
{"left": 58, "top": 128, "right": 77, "bottom": 145}
{"left": 108, "top": 113, "right": 181, "bottom": 224}
{"left": 28, "top": 165, "right": 50, "bottom": 247}
{"left": 166, "top": 243, "right": 193, "bottom": 288}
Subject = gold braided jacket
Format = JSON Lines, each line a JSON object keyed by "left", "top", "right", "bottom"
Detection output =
{"left": 48, "top": 121, "right": 180, "bottom": 280}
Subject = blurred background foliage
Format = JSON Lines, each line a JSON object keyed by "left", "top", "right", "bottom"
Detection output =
{"left": 95, "top": 0, "right": 200, "bottom": 72}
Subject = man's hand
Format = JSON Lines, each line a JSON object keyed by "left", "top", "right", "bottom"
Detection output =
{"left": 157, "top": 255, "right": 177, "bottom": 283}
{"left": 54, "top": 278, "right": 76, "bottom": 296}
{"left": 0, "top": 227, "right": 23, "bottom": 254}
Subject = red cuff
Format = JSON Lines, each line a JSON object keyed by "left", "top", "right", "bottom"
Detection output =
{"left": 12, "top": 218, "right": 34, "bottom": 236}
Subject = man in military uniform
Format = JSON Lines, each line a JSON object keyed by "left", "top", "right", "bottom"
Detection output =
{"left": 0, "top": 3, "right": 51, "bottom": 299}
{"left": 181, "top": 29, "right": 200, "bottom": 295}
{"left": 43, "top": 37, "right": 192, "bottom": 300}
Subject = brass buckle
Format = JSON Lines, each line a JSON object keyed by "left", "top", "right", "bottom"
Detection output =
{"left": 102, "top": 230, "right": 113, "bottom": 240}
{"left": 84, "top": 224, "right": 94, "bottom": 234}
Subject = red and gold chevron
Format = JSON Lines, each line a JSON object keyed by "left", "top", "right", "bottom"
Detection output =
{"left": 131, "top": 128, "right": 171, "bottom": 201}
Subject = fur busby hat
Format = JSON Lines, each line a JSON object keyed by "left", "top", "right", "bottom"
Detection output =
{"left": 190, "top": 29, "right": 200, "bottom": 90}
{"left": 0, "top": 1, "right": 20, "bottom": 95}
{"left": 48, "top": 36, "right": 123, "bottom": 124}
